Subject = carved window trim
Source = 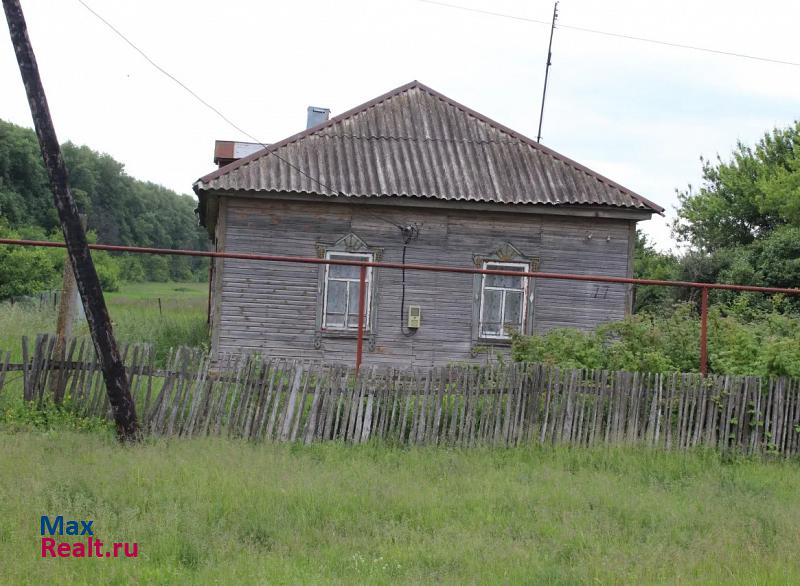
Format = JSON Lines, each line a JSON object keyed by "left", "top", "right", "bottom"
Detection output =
{"left": 472, "top": 242, "right": 539, "bottom": 270}
{"left": 321, "top": 250, "right": 374, "bottom": 332}
{"left": 478, "top": 260, "right": 530, "bottom": 340}
{"left": 315, "top": 232, "right": 384, "bottom": 260}
{"left": 314, "top": 233, "right": 381, "bottom": 346}
{"left": 471, "top": 242, "right": 539, "bottom": 347}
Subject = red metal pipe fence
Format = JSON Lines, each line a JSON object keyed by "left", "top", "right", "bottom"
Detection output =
{"left": 2, "top": 237, "right": 799, "bottom": 375}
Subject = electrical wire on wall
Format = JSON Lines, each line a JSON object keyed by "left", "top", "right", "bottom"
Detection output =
{"left": 399, "top": 224, "right": 421, "bottom": 337}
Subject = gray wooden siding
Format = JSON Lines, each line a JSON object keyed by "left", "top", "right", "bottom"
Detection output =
{"left": 214, "top": 196, "right": 635, "bottom": 366}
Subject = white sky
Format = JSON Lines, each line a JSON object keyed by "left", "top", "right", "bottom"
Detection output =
{"left": 2, "top": 0, "right": 798, "bottom": 250}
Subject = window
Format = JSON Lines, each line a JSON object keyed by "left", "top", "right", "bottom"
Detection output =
{"left": 322, "top": 251, "right": 373, "bottom": 330}
{"left": 479, "top": 261, "right": 529, "bottom": 339}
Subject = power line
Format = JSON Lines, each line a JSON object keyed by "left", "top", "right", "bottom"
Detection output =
{"left": 421, "top": 0, "right": 550, "bottom": 25}
{"left": 75, "top": 0, "right": 344, "bottom": 196}
{"left": 419, "top": 0, "right": 800, "bottom": 68}
{"left": 75, "top": 0, "right": 410, "bottom": 231}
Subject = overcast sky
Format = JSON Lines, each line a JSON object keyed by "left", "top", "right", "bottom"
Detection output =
{"left": 2, "top": 0, "right": 798, "bottom": 250}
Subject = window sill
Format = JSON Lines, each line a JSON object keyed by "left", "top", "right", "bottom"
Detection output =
{"left": 471, "top": 338, "right": 513, "bottom": 357}
{"left": 475, "top": 338, "right": 513, "bottom": 346}
{"left": 319, "top": 329, "right": 372, "bottom": 339}
{"left": 315, "top": 329, "right": 376, "bottom": 351}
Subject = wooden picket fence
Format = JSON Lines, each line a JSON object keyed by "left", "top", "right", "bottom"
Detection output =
{"left": 1, "top": 333, "right": 800, "bottom": 455}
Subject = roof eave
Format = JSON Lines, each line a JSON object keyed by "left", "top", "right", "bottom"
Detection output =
{"left": 195, "top": 188, "right": 657, "bottom": 223}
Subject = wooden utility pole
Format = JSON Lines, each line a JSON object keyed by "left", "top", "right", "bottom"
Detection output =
{"left": 3, "top": 0, "right": 138, "bottom": 440}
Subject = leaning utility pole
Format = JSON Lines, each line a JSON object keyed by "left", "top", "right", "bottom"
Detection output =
{"left": 536, "top": 1, "right": 559, "bottom": 143}
{"left": 3, "top": 0, "right": 138, "bottom": 440}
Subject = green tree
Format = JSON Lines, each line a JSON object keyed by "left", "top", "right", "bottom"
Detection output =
{"left": 672, "top": 122, "right": 800, "bottom": 310}
{"left": 632, "top": 230, "right": 680, "bottom": 313}
{"left": 674, "top": 122, "right": 800, "bottom": 251}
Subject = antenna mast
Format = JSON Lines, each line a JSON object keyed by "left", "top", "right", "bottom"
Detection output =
{"left": 536, "top": 1, "right": 559, "bottom": 143}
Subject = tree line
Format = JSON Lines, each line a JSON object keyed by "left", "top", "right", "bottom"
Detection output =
{"left": 0, "top": 119, "right": 208, "bottom": 298}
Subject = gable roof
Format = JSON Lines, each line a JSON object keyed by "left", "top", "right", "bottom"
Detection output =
{"left": 194, "top": 81, "right": 663, "bottom": 215}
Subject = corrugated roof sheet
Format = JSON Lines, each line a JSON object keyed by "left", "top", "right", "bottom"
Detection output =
{"left": 195, "top": 81, "right": 663, "bottom": 213}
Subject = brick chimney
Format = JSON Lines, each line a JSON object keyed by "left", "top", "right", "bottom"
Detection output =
{"left": 213, "top": 140, "right": 264, "bottom": 168}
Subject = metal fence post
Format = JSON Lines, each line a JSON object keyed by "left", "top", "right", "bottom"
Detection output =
{"left": 355, "top": 265, "right": 367, "bottom": 374}
{"left": 700, "top": 287, "right": 709, "bottom": 376}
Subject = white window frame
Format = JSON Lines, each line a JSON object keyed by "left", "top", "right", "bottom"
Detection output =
{"left": 479, "top": 261, "right": 530, "bottom": 339}
{"left": 322, "top": 251, "right": 374, "bottom": 331}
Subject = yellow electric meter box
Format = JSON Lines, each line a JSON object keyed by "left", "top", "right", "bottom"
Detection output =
{"left": 408, "top": 305, "right": 421, "bottom": 329}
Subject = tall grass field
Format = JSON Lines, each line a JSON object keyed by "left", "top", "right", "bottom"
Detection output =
{"left": 0, "top": 431, "right": 799, "bottom": 584}
{"left": 2, "top": 283, "right": 800, "bottom": 584}
{"left": 0, "top": 430, "right": 800, "bottom": 584}
{"left": 0, "top": 282, "right": 209, "bottom": 363}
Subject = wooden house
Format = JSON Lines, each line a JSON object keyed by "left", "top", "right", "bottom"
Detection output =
{"left": 194, "top": 81, "right": 663, "bottom": 365}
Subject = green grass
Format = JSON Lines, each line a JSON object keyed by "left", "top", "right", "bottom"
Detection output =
{"left": 1, "top": 429, "right": 800, "bottom": 584}
{"left": 0, "top": 281, "right": 209, "bottom": 363}
{"left": 105, "top": 281, "right": 208, "bottom": 302}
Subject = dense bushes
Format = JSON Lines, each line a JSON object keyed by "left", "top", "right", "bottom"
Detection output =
{"left": 0, "top": 224, "right": 57, "bottom": 299}
{"left": 617, "top": 124, "right": 800, "bottom": 375}
{"left": 0, "top": 221, "right": 125, "bottom": 298}
{"left": 512, "top": 301, "right": 800, "bottom": 377}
